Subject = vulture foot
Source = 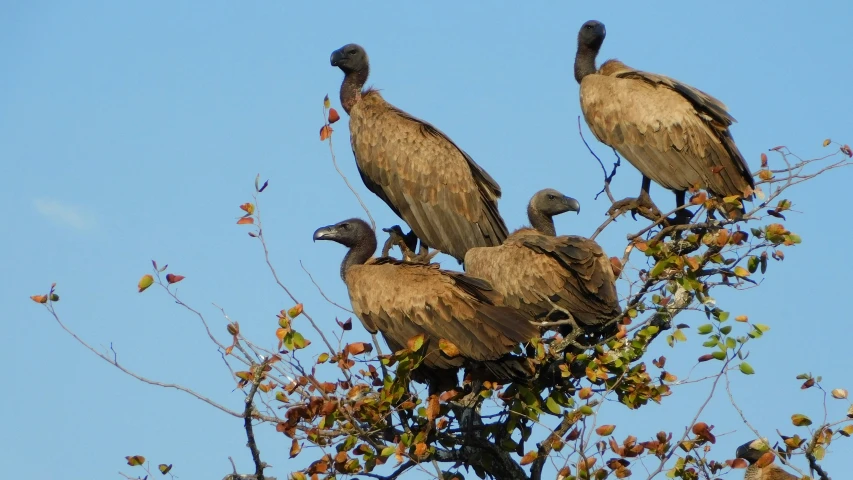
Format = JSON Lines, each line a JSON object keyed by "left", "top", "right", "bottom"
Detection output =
{"left": 381, "top": 226, "right": 418, "bottom": 261}
{"left": 411, "top": 245, "right": 440, "bottom": 264}
{"left": 607, "top": 194, "right": 664, "bottom": 222}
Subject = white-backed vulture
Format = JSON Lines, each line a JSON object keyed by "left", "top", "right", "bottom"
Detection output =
{"left": 313, "top": 218, "right": 538, "bottom": 393}
{"left": 330, "top": 44, "right": 508, "bottom": 263}
{"left": 574, "top": 20, "right": 754, "bottom": 224}
{"left": 464, "top": 189, "right": 621, "bottom": 343}
{"left": 735, "top": 439, "right": 797, "bottom": 480}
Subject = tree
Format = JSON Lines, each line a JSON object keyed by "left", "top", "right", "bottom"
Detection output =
{"left": 33, "top": 105, "right": 853, "bottom": 480}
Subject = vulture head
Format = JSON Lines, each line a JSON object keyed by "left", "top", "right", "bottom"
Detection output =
{"left": 575, "top": 20, "right": 606, "bottom": 84}
{"left": 527, "top": 188, "right": 580, "bottom": 236}
{"left": 330, "top": 44, "right": 369, "bottom": 75}
{"left": 735, "top": 438, "right": 771, "bottom": 464}
{"left": 313, "top": 218, "right": 377, "bottom": 280}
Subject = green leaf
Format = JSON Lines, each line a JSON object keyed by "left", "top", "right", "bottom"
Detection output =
{"left": 747, "top": 256, "right": 759, "bottom": 273}
{"left": 717, "top": 311, "right": 730, "bottom": 322}
{"left": 720, "top": 325, "right": 732, "bottom": 335}
{"left": 754, "top": 324, "right": 771, "bottom": 333}
{"left": 725, "top": 337, "right": 737, "bottom": 350}
{"left": 739, "top": 362, "right": 755, "bottom": 375}
{"left": 697, "top": 324, "right": 713, "bottom": 335}
{"left": 712, "top": 351, "right": 726, "bottom": 361}
{"left": 545, "top": 396, "right": 561, "bottom": 415}
{"left": 791, "top": 414, "right": 812, "bottom": 426}
{"left": 673, "top": 329, "right": 687, "bottom": 342}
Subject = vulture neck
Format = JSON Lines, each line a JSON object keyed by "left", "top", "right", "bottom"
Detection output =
{"left": 528, "top": 205, "right": 556, "bottom": 237}
{"left": 341, "top": 235, "right": 376, "bottom": 281}
{"left": 340, "top": 68, "right": 369, "bottom": 114}
{"left": 574, "top": 45, "right": 599, "bottom": 84}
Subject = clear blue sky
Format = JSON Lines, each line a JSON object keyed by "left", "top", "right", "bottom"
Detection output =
{"left": 2, "top": 2, "right": 852, "bottom": 478}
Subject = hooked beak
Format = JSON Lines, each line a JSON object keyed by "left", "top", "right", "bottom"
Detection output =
{"left": 564, "top": 196, "right": 581, "bottom": 214}
{"left": 330, "top": 48, "right": 345, "bottom": 67}
{"left": 735, "top": 443, "right": 750, "bottom": 460}
{"left": 313, "top": 225, "right": 335, "bottom": 242}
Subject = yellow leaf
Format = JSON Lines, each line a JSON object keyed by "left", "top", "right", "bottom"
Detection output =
{"left": 239, "top": 202, "right": 255, "bottom": 215}
{"left": 158, "top": 464, "right": 172, "bottom": 474}
{"left": 735, "top": 315, "right": 748, "bottom": 322}
{"left": 733, "top": 266, "right": 750, "bottom": 277}
{"left": 288, "top": 303, "right": 304, "bottom": 318}
{"left": 407, "top": 333, "right": 425, "bottom": 352}
{"left": 138, "top": 274, "right": 154, "bottom": 293}
{"left": 823, "top": 138, "right": 831, "bottom": 147}
{"left": 438, "top": 338, "right": 461, "bottom": 357}
{"left": 323, "top": 94, "right": 331, "bottom": 109}
{"left": 290, "top": 438, "right": 302, "bottom": 458}
{"left": 125, "top": 455, "right": 146, "bottom": 466}
{"left": 831, "top": 388, "right": 848, "bottom": 399}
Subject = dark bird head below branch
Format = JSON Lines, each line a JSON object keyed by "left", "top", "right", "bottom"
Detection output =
{"left": 575, "top": 20, "right": 606, "bottom": 84}
{"left": 735, "top": 439, "right": 769, "bottom": 464}
{"left": 313, "top": 218, "right": 377, "bottom": 280}
{"left": 330, "top": 43, "right": 369, "bottom": 75}
{"left": 527, "top": 188, "right": 580, "bottom": 237}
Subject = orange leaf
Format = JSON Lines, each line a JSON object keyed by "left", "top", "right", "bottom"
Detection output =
{"left": 689, "top": 191, "right": 707, "bottom": 205}
{"left": 519, "top": 450, "right": 538, "bottom": 466}
{"left": 729, "top": 458, "right": 749, "bottom": 469}
{"left": 328, "top": 108, "right": 340, "bottom": 124}
{"left": 225, "top": 345, "right": 234, "bottom": 355}
{"left": 438, "top": 338, "right": 461, "bottom": 357}
{"left": 426, "top": 394, "right": 440, "bottom": 421}
{"left": 165, "top": 273, "right": 185, "bottom": 284}
{"left": 237, "top": 217, "right": 254, "bottom": 225}
{"left": 758, "top": 169, "right": 774, "bottom": 181}
{"left": 125, "top": 455, "right": 146, "bottom": 466}
{"left": 239, "top": 202, "right": 255, "bottom": 215}
{"left": 755, "top": 451, "right": 776, "bottom": 468}
{"left": 596, "top": 425, "right": 616, "bottom": 436}
{"left": 609, "top": 257, "right": 623, "bottom": 277}
{"left": 735, "top": 315, "right": 748, "bottom": 322}
{"left": 346, "top": 342, "right": 373, "bottom": 355}
{"left": 691, "top": 422, "right": 716, "bottom": 443}
{"left": 320, "top": 125, "right": 333, "bottom": 141}
{"left": 30, "top": 295, "right": 48, "bottom": 304}
{"left": 290, "top": 438, "right": 302, "bottom": 458}
{"left": 138, "top": 274, "right": 154, "bottom": 293}
{"left": 414, "top": 442, "right": 428, "bottom": 458}
{"left": 579, "top": 387, "right": 592, "bottom": 400}
{"left": 760, "top": 153, "right": 768, "bottom": 167}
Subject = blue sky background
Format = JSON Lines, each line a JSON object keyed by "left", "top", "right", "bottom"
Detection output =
{"left": 2, "top": 2, "right": 852, "bottom": 478}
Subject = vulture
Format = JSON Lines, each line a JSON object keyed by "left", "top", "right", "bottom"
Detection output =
{"left": 313, "top": 218, "right": 539, "bottom": 393}
{"left": 330, "top": 44, "right": 508, "bottom": 262}
{"left": 574, "top": 20, "right": 754, "bottom": 223}
{"left": 464, "top": 189, "right": 621, "bottom": 343}
{"left": 735, "top": 439, "right": 797, "bottom": 480}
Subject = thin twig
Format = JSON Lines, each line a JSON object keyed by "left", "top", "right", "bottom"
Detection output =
{"left": 299, "top": 260, "right": 353, "bottom": 314}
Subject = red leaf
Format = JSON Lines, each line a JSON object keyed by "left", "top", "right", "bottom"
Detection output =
{"left": 337, "top": 318, "right": 352, "bottom": 330}
{"left": 166, "top": 274, "right": 185, "bottom": 284}
{"left": 760, "top": 153, "right": 768, "bottom": 168}
{"left": 328, "top": 108, "right": 340, "bottom": 124}
{"left": 237, "top": 217, "right": 254, "bottom": 225}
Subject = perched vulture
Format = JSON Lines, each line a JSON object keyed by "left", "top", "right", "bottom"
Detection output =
{"left": 735, "top": 440, "right": 797, "bottom": 480}
{"left": 464, "top": 189, "right": 621, "bottom": 343}
{"left": 331, "top": 44, "right": 508, "bottom": 262}
{"left": 574, "top": 20, "right": 754, "bottom": 223}
{"left": 313, "top": 218, "right": 538, "bottom": 393}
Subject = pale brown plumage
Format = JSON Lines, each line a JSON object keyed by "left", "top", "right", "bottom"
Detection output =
{"left": 464, "top": 189, "right": 621, "bottom": 341}
{"left": 574, "top": 21, "right": 753, "bottom": 219}
{"left": 736, "top": 440, "right": 798, "bottom": 480}
{"left": 314, "top": 218, "right": 538, "bottom": 392}
{"left": 331, "top": 44, "right": 508, "bottom": 263}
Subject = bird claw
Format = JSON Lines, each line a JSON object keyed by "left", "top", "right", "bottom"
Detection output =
{"left": 607, "top": 196, "right": 663, "bottom": 222}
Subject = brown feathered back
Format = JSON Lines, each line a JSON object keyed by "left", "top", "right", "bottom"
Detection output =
{"left": 345, "top": 258, "right": 538, "bottom": 387}
{"left": 465, "top": 228, "right": 620, "bottom": 330}
{"left": 744, "top": 463, "right": 797, "bottom": 480}
{"left": 349, "top": 91, "right": 508, "bottom": 262}
{"left": 580, "top": 59, "right": 754, "bottom": 198}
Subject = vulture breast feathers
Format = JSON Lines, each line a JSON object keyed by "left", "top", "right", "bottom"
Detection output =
{"left": 575, "top": 21, "right": 754, "bottom": 199}
{"left": 465, "top": 189, "right": 621, "bottom": 336}
{"left": 331, "top": 44, "right": 508, "bottom": 263}
{"left": 314, "top": 218, "right": 537, "bottom": 391}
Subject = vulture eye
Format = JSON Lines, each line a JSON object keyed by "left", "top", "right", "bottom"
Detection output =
{"left": 548, "top": 195, "right": 556, "bottom": 200}
{"left": 340, "top": 223, "right": 350, "bottom": 229}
